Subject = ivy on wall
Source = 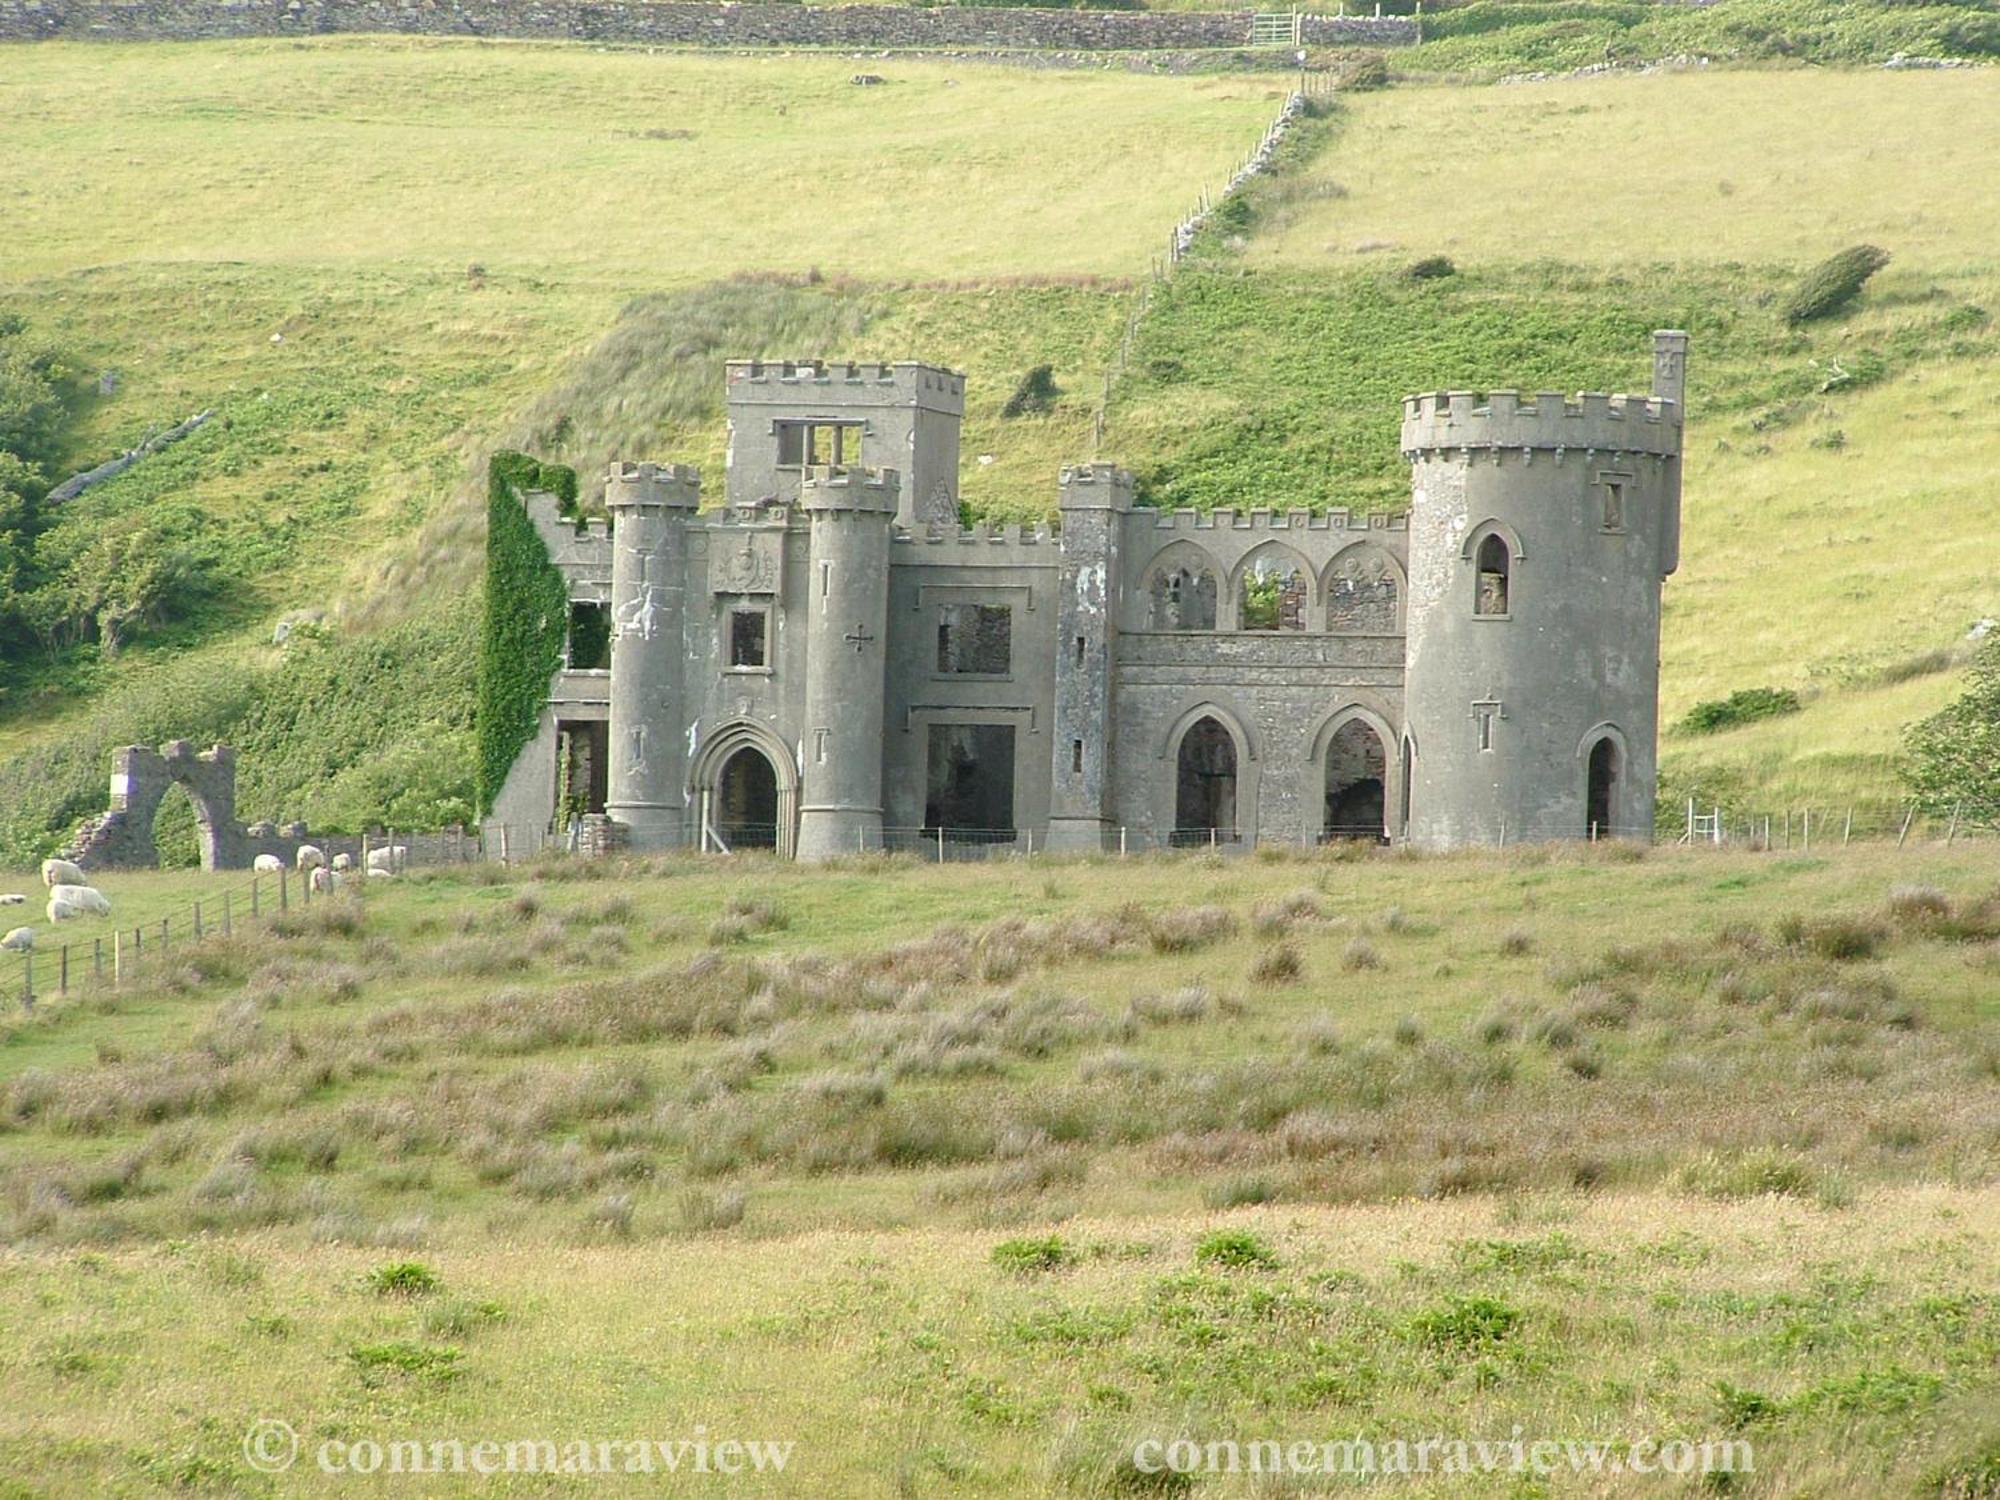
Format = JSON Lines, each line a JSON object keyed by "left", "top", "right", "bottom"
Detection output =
{"left": 477, "top": 451, "right": 577, "bottom": 818}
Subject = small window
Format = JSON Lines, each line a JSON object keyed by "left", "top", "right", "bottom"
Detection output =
{"left": 728, "top": 608, "right": 769, "bottom": 670}
{"left": 1475, "top": 702, "right": 1501, "bottom": 753}
{"left": 1071, "top": 739, "right": 1085, "bottom": 774}
{"left": 567, "top": 603, "right": 611, "bottom": 671}
{"left": 776, "top": 420, "right": 864, "bottom": 468}
{"left": 936, "top": 603, "right": 1012, "bottom": 675}
{"left": 1475, "top": 534, "right": 1511, "bottom": 617}
{"left": 1600, "top": 477, "right": 1627, "bottom": 532}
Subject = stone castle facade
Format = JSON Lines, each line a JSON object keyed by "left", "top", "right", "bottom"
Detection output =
{"left": 486, "top": 333, "right": 1687, "bottom": 856}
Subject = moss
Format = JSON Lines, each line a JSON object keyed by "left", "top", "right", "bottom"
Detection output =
{"left": 476, "top": 452, "right": 577, "bottom": 818}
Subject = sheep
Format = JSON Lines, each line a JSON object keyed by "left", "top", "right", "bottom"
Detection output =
{"left": 41, "top": 858, "right": 86, "bottom": 888}
{"left": 365, "top": 845, "right": 409, "bottom": 873}
{"left": 47, "top": 884, "right": 111, "bottom": 918}
{"left": 310, "top": 867, "right": 339, "bottom": 894}
{"left": 0, "top": 893, "right": 25, "bottom": 906}
{"left": 366, "top": 867, "right": 395, "bottom": 881}
{"left": 332, "top": 852, "right": 353, "bottom": 872}
{"left": 253, "top": 853, "right": 284, "bottom": 874}
{"left": 0, "top": 927, "right": 31, "bottom": 952}
{"left": 296, "top": 845, "right": 325, "bottom": 873}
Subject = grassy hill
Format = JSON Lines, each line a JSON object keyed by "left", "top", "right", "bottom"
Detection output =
{"left": 1, "top": 846, "right": 1996, "bottom": 1492}
{"left": 2, "top": 42, "right": 1998, "bottom": 854}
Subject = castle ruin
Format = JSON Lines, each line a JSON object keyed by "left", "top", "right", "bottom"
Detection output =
{"left": 485, "top": 333, "right": 1688, "bottom": 856}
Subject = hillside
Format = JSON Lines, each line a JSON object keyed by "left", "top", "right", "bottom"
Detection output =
{"left": 2, "top": 43, "right": 1998, "bottom": 852}
{"left": 1, "top": 845, "right": 1997, "bottom": 1493}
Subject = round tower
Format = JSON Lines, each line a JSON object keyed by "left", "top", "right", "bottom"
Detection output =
{"left": 794, "top": 464, "right": 899, "bottom": 861}
{"left": 604, "top": 462, "right": 700, "bottom": 850}
{"left": 1400, "top": 334, "right": 1686, "bottom": 848}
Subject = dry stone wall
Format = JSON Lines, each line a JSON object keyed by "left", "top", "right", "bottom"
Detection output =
{"left": 0, "top": 0, "right": 1416, "bottom": 50}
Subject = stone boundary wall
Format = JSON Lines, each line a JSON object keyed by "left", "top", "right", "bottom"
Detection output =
{"left": 0, "top": 0, "right": 1417, "bottom": 50}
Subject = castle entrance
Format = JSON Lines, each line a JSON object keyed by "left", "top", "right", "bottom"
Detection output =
{"left": 1173, "top": 716, "right": 1238, "bottom": 845}
{"left": 1586, "top": 737, "right": 1619, "bottom": 838}
{"left": 716, "top": 747, "right": 780, "bottom": 851}
{"left": 1323, "top": 720, "right": 1387, "bottom": 841}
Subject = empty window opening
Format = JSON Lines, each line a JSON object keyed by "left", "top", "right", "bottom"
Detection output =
{"left": 728, "top": 608, "right": 769, "bottom": 670}
{"left": 715, "top": 746, "right": 779, "bottom": 851}
{"left": 1323, "top": 719, "right": 1387, "bottom": 842}
{"left": 1325, "top": 549, "right": 1400, "bottom": 634}
{"left": 1475, "top": 534, "right": 1511, "bottom": 617}
{"left": 776, "top": 421, "right": 865, "bottom": 468}
{"left": 1475, "top": 702, "right": 1501, "bottom": 753}
{"left": 556, "top": 721, "right": 609, "bottom": 821}
{"left": 925, "top": 724, "right": 1016, "bottom": 837}
{"left": 1239, "top": 557, "right": 1309, "bottom": 632}
{"left": 1601, "top": 480, "right": 1626, "bottom": 532}
{"left": 1074, "top": 635, "right": 1086, "bottom": 667}
{"left": 1174, "top": 717, "right": 1238, "bottom": 844}
{"left": 567, "top": 602, "right": 611, "bottom": 671}
{"left": 936, "top": 604, "right": 1012, "bottom": 675}
{"left": 1071, "top": 738, "right": 1085, "bottom": 775}
{"left": 1147, "top": 562, "right": 1217, "bottom": 631}
{"left": 1587, "top": 737, "right": 1619, "bottom": 838}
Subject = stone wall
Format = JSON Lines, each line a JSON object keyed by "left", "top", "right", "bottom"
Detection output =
{"left": 0, "top": 0, "right": 1416, "bottom": 51}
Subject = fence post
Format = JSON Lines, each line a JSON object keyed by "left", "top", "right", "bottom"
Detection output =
{"left": 193, "top": 901, "right": 202, "bottom": 940}
{"left": 93, "top": 937, "right": 102, "bottom": 980}
{"left": 114, "top": 929, "right": 122, "bottom": 986}
{"left": 937, "top": 826, "right": 945, "bottom": 863}
{"left": 223, "top": 891, "right": 232, "bottom": 937}
{"left": 20, "top": 950, "right": 30, "bottom": 1013}
{"left": 1946, "top": 804, "right": 1961, "bottom": 845}
{"left": 59, "top": 944, "right": 68, "bottom": 996}
{"left": 280, "top": 868, "right": 289, "bottom": 912}
{"left": 500, "top": 825, "right": 511, "bottom": 865}
{"left": 160, "top": 918, "right": 169, "bottom": 951}
{"left": 1842, "top": 808, "right": 1852, "bottom": 847}
{"left": 1802, "top": 808, "right": 1810, "bottom": 854}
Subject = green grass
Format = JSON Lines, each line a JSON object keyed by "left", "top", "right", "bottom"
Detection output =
{"left": 0, "top": 845, "right": 1997, "bottom": 1494}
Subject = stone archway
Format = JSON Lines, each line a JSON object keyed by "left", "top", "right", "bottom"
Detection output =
{"left": 67, "top": 742, "right": 244, "bottom": 871}
{"left": 690, "top": 721, "right": 799, "bottom": 858}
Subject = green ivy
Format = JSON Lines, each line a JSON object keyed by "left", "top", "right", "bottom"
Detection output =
{"left": 477, "top": 452, "right": 577, "bottom": 818}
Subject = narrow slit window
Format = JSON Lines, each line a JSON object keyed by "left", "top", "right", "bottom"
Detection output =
{"left": 1475, "top": 535, "right": 1511, "bottom": 617}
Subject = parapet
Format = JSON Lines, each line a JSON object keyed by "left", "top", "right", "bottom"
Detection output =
{"left": 1140, "top": 506, "right": 1407, "bottom": 533}
{"left": 726, "top": 359, "right": 965, "bottom": 411}
{"left": 894, "top": 520, "right": 1056, "bottom": 549}
{"left": 604, "top": 461, "right": 702, "bottom": 510}
{"left": 799, "top": 464, "right": 901, "bottom": 513}
{"left": 1399, "top": 391, "right": 1682, "bottom": 461}
{"left": 1059, "top": 463, "right": 1136, "bottom": 511}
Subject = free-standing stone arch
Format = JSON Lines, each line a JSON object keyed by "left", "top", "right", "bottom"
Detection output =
{"left": 66, "top": 741, "right": 246, "bottom": 871}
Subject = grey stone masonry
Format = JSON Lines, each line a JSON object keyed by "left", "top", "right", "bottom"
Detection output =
{"left": 0, "top": 0, "right": 1418, "bottom": 48}
{"left": 485, "top": 335, "right": 1686, "bottom": 860}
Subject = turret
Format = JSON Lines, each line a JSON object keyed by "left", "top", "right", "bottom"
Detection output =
{"left": 1045, "top": 463, "right": 1133, "bottom": 852}
{"left": 604, "top": 462, "right": 700, "bottom": 849}
{"left": 1398, "top": 335, "right": 1687, "bottom": 848}
{"left": 794, "top": 465, "right": 899, "bottom": 860}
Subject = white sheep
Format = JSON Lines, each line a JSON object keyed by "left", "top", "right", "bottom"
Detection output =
{"left": 0, "top": 893, "right": 25, "bottom": 906}
{"left": 365, "top": 844, "right": 408, "bottom": 873}
{"left": 47, "top": 884, "right": 111, "bottom": 918}
{"left": 296, "top": 845, "right": 325, "bottom": 873}
{"left": 332, "top": 852, "right": 353, "bottom": 872}
{"left": 309, "top": 866, "right": 338, "bottom": 894}
{"left": 253, "top": 853, "right": 284, "bottom": 874}
{"left": 41, "top": 858, "right": 86, "bottom": 888}
{"left": 0, "top": 926, "right": 31, "bottom": 952}
{"left": 366, "top": 867, "right": 395, "bottom": 881}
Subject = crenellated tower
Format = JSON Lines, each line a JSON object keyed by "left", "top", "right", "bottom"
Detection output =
{"left": 1045, "top": 463, "right": 1133, "bottom": 852}
{"left": 1399, "top": 332, "right": 1688, "bottom": 848}
{"left": 604, "top": 462, "right": 701, "bottom": 850}
{"left": 795, "top": 465, "right": 899, "bottom": 860}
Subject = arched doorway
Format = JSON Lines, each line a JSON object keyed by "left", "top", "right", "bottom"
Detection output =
{"left": 151, "top": 782, "right": 204, "bottom": 869}
{"left": 1174, "top": 716, "right": 1238, "bottom": 845}
{"left": 1586, "top": 737, "right": 1619, "bottom": 838}
{"left": 1323, "top": 720, "right": 1387, "bottom": 842}
{"left": 715, "top": 746, "right": 780, "bottom": 851}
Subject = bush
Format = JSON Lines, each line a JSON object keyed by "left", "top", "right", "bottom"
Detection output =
{"left": 992, "top": 1234, "right": 1072, "bottom": 1275}
{"left": 1000, "top": 364, "right": 1059, "bottom": 418}
{"left": 1782, "top": 244, "right": 1890, "bottom": 326}
{"left": 365, "top": 1260, "right": 442, "bottom": 1297}
{"left": 1906, "top": 639, "right": 2000, "bottom": 823}
{"left": 1680, "top": 686, "right": 1802, "bottom": 735}
{"left": 1405, "top": 255, "right": 1457, "bottom": 281}
{"left": 1408, "top": 1293, "right": 1521, "bottom": 1353}
{"left": 1194, "top": 1229, "right": 1277, "bottom": 1270}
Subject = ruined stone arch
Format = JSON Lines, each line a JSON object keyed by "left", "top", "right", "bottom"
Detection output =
{"left": 1230, "top": 541, "right": 1315, "bottom": 631}
{"left": 1157, "top": 699, "right": 1258, "bottom": 847}
{"left": 1310, "top": 704, "right": 1400, "bottom": 843}
{"left": 689, "top": 719, "right": 799, "bottom": 858}
{"left": 1141, "top": 540, "right": 1221, "bottom": 631}
{"left": 1321, "top": 541, "right": 1406, "bottom": 634}
{"left": 73, "top": 742, "right": 239, "bottom": 871}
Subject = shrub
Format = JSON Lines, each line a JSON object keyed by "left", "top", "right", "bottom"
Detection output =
{"left": 1408, "top": 1293, "right": 1521, "bottom": 1353}
{"left": 677, "top": 1185, "right": 746, "bottom": 1232}
{"left": 992, "top": 1234, "right": 1072, "bottom": 1275}
{"left": 1405, "top": 255, "right": 1456, "bottom": 281}
{"left": 347, "top": 1341, "right": 461, "bottom": 1383}
{"left": 1000, "top": 364, "right": 1059, "bottom": 418}
{"left": 365, "top": 1260, "right": 442, "bottom": 1297}
{"left": 1782, "top": 244, "right": 1890, "bottom": 325}
{"left": 1343, "top": 937, "right": 1383, "bottom": 972}
{"left": 1906, "top": 638, "right": 2000, "bottom": 822}
{"left": 1680, "top": 686, "right": 1801, "bottom": 735}
{"left": 1250, "top": 943, "right": 1302, "bottom": 986}
{"left": 1194, "top": 1229, "right": 1276, "bottom": 1270}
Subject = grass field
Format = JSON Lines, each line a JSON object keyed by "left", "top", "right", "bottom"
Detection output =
{"left": 1, "top": 846, "right": 1997, "bottom": 1493}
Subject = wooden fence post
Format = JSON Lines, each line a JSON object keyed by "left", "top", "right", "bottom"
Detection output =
{"left": 93, "top": 937, "right": 102, "bottom": 980}
{"left": 1897, "top": 806, "right": 1916, "bottom": 848}
{"left": 193, "top": 901, "right": 202, "bottom": 940}
{"left": 19, "top": 950, "right": 30, "bottom": 1013}
{"left": 114, "top": 929, "right": 123, "bottom": 986}
{"left": 58, "top": 944, "right": 68, "bottom": 996}
{"left": 280, "top": 869, "right": 289, "bottom": 912}
{"left": 222, "top": 891, "right": 232, "bottom": 938}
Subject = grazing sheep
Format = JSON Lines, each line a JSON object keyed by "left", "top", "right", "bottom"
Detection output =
{"left": 365, "top": 845, "right": 409, "bottom": 873}
{"left": 366, "top": 867, "right": 395, "bottom": 881}
{"left": 47, "top": 884, "right": 111, "bottom": 917}
{"left": 0, "top": 893, "right": 25, "bottom": 906}
{"left": 253, "top": 853, "right": 284, "bottom": 874}
{"left": 296, "top": 845, "right": 325, "bottom": 873}
{"left": 310, "top": 867, "right": 337, "bottom": 894}
{"left": 0, "top": 927, "right": 31, "bottom": 952}
{"left": 332, "top": 852, "right": 353, "bottom": 872}
{"left": 41, "top": 858, "right": 86, "bottom": 888}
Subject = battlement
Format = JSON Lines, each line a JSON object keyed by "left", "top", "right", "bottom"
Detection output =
{"left": 1059, "top": 463, "right": 1136, "bottom": 511}
{"left": 1400, "top": 390, "right": 1682, "bottom": 460}
{"left": 1139, "top": 506, "right": 1408, "bottom": 533}
{"left": 604, "top": 461, "right": 702, "bottom": 509}
{"left": 893, "top": 520, "right": 1056, "bottom": 549}
{"left": 727, "top": 359, "right": 965, "bottom": 409}
{"left": 800, "top": 464, "right": 901, "bottom": 512}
